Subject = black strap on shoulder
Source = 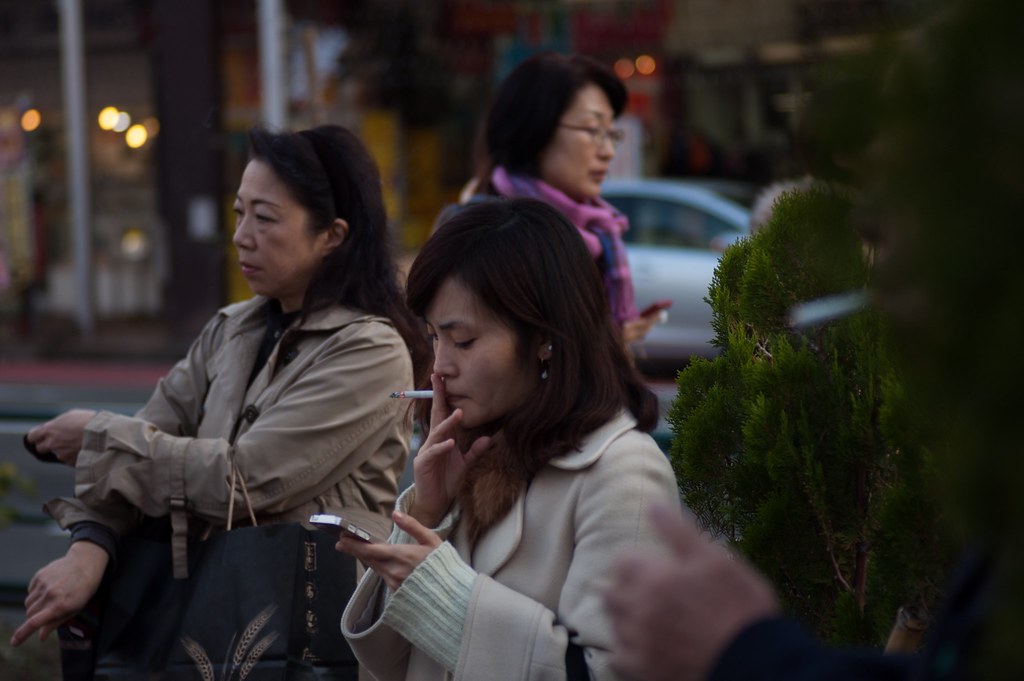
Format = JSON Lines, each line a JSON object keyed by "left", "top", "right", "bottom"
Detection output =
{"left": 565, "top": 639, "right": 589, "bottom": 680}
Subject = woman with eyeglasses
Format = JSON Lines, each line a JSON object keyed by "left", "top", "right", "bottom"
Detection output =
{"left": 447, "top": 51, "right": 659, "bottom": 347}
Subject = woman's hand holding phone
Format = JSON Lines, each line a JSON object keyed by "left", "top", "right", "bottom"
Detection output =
{"left": 335, "top": 511, "right": 441, "bottom": 592}
{"left": 639, "top": 299, "right": 673, "bottom": 319}
{"left": 623, "top": 300, "right": 672, "bottom": 344}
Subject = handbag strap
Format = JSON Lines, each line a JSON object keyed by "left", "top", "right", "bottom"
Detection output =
{"left": 171, "top": 447, "right": 260, "bottom": 578}
{"left": 170, "top": 440, "right": 190, "bottom": 579}
{"left": 565, "top": 639, "right": 589, "bottom": 680}
{"left": 226, "top": 461, "right": 258, "bottom": 531}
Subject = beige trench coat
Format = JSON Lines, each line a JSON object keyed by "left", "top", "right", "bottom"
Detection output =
{"left": 46, "top": 296, "right": 414, "bottom": 572}
{"left": 342, "top": 412, "right": 681, "bottom": 681}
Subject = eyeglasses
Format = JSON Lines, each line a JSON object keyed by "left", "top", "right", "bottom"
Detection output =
{"left": 558, "top": 123, "right": 625, "bottom": 149}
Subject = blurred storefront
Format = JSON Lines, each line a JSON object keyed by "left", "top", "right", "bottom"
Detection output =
{"left": 0, "top": 0, "right": 910, "bottom": 354}
{"left": 0, "top": 1, "right": 162, "bottom": 335}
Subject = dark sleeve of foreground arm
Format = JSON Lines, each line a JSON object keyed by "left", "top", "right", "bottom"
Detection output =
{"left": 709, "top": 617, "right": 912, "bottom": 681}
{"left": 69, "top": 521, "right": 120, "bottom": 570}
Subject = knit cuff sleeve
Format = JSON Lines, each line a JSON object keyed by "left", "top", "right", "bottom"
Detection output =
{"left": 381, "top": 541, "right": 477, "bottom": 672}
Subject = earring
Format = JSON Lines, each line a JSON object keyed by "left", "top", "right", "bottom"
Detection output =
{"left": 541, "top": 364, "right": 549, "bottom": 380}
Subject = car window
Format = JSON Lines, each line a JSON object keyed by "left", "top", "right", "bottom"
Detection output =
{"left": 608, "top": 195, "right": 739, "bottom": 250}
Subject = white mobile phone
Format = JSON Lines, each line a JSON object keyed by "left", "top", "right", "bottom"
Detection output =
{"left": 309, "top": 513, "right": 382, "bottom": 543}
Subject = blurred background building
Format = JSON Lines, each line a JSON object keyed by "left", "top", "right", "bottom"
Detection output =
{"left": 0, "top": 0, "right": 909, "bottom": 357}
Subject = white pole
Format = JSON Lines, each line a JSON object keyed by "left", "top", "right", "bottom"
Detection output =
{"left": 58, "top": 0, "right": 94, "bottom": 335}
{"left": 258, "top": 0, "right": 287, "bottom": 128}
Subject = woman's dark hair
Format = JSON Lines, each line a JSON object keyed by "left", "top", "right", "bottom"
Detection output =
{"left": 406, "top": 198, "right": 657, "bottom": 475}
{"left": 247, "top": 125, "right": 430, "bottom": 381}
{"left": 476, "top": 52, "right": 627, "bottom": 183}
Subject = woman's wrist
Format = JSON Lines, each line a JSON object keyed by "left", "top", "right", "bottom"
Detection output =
{"left": 67, "top": 538, "right": 111, "bottom": 578}
{"left": 70, "top": 522, "right": 120, "bottom": 570}
{"left": 407, "top": 502, "right": 443, "bottom": 530}
{"left": 402, "top": 486, "right": 443, "bottom": 529}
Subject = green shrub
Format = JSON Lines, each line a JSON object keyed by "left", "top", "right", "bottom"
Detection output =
{"left": 0, "top": 462, "right": 33, "bottom": 528}
{"left": 669, "top": 187, "right": 956, "bottom": 645}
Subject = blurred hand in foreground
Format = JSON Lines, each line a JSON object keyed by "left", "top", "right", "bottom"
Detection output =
{"left": 604, "top": 504, "right": 780, "bottom": 681}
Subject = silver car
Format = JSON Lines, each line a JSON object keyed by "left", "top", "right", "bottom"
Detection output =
{"left": 602, "top": 178, "right": 753, "bottom": 372}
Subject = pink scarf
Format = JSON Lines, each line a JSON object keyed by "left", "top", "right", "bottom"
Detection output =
{"left": 491, "top": 167, "right": 638, "bottom": 324}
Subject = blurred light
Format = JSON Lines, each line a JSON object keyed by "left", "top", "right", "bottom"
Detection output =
{"left": 98, "top": 106, "right": 119, "bottom": 130}
{"left": 142, "top": 116, "right": 160, "bottom": 137}
{"left": 771, "top": 92, "right": 811, "bottom": 113}
{"left": 21, "top": 108, "right": 41, "bottom": 132}
{"left": 614, "top": 58, "right": 635, "bottom": 80}
{"left": 757, "top": 41, "right": 804, "bottom": 65}
{"left": 635, "top": 55, "right": 657, "bottom": 76}
{"left": 120, "top": 228, "right": 149, "bottom": 261}
{"left": 112, "top": 111, "right": 131, "bottom": 133}
{"left": 125, "top": 124, "right": 148, "bottom": 148}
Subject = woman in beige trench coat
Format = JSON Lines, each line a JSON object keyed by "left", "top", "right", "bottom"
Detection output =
{"left": 13, "top": 125, "right": 429, "bottom": 649}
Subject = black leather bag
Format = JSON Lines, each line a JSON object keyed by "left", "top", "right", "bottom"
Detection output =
{"left": 61, "top": 522, "right": 358, "bottom": 680}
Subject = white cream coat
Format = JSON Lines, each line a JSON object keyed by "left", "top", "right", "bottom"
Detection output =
{"left": 342, "top": 412, "right": 681, "bottom": 681}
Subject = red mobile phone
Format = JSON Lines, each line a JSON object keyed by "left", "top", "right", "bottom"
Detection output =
{"left": 639, "top": 299, "right": 673, "bottom": 317}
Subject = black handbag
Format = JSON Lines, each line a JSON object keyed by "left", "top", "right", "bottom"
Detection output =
{"left": 87, "top": 522, "right": 358, "bottom": 680}
{"left": 58, "top": 460, "right": 360, "bottom": 681}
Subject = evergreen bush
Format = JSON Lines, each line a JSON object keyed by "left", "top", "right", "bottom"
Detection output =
{"left": 668, "top": 186, "right": 956, "bottom": 645}
{"left": 0, "top": 461, "right": 31, "bottom": 528}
